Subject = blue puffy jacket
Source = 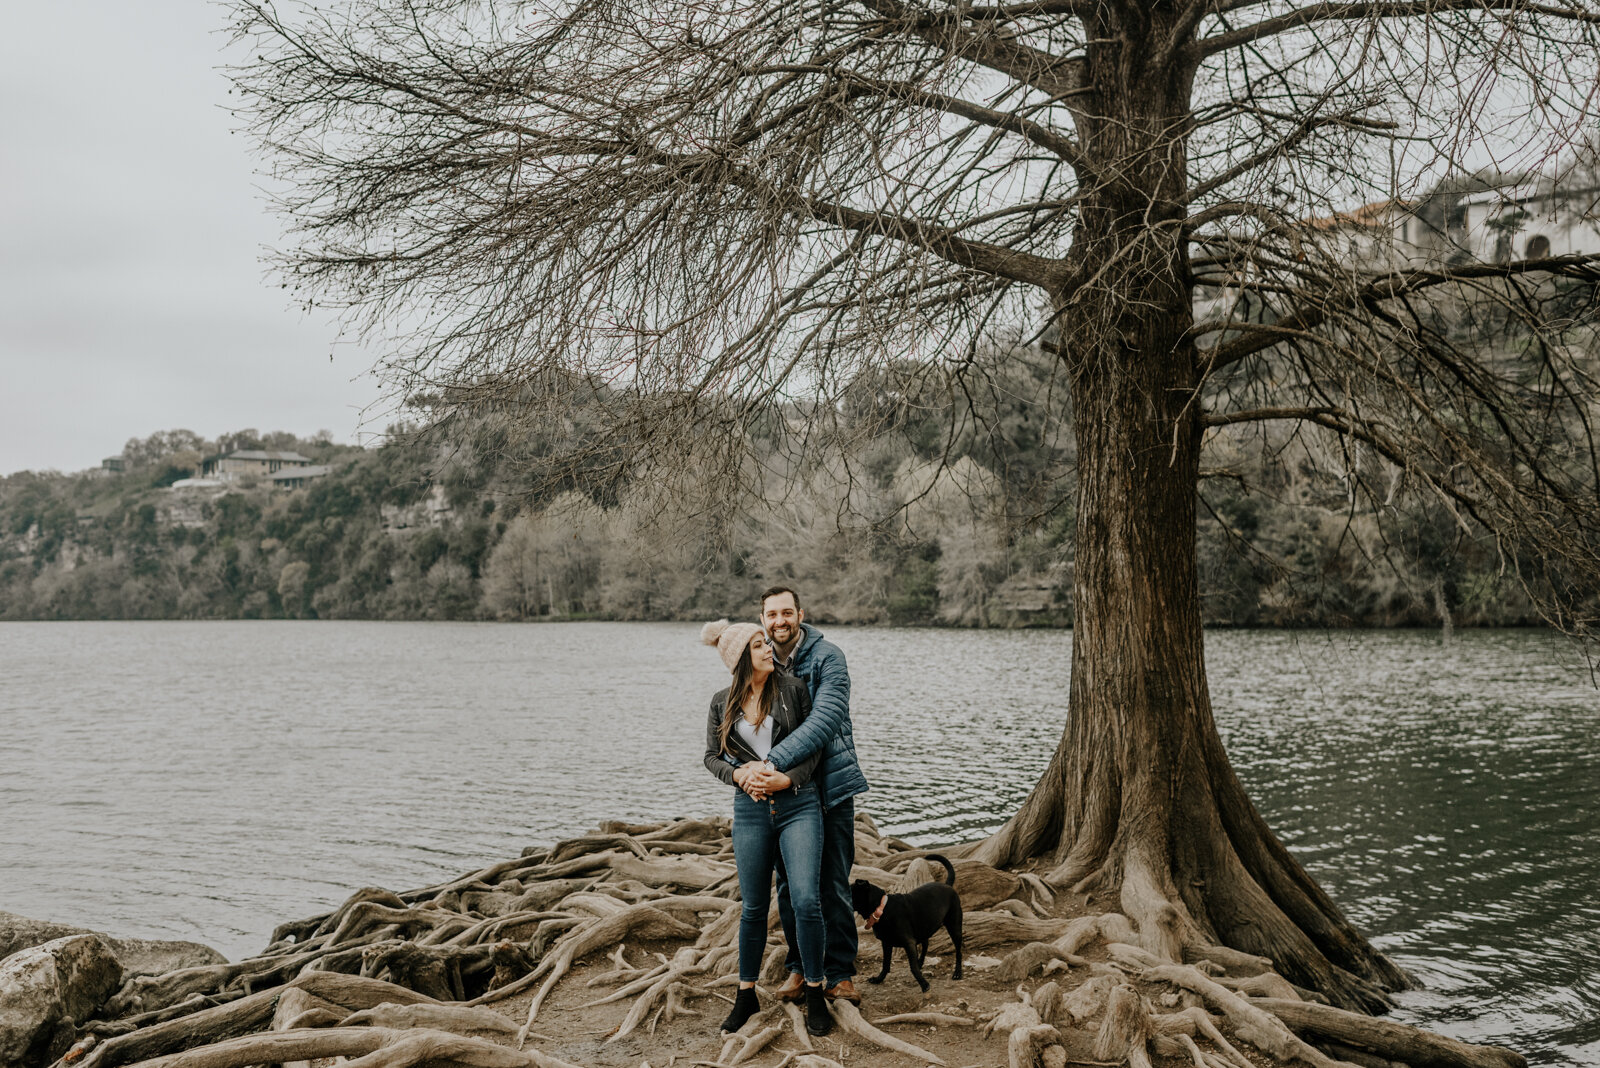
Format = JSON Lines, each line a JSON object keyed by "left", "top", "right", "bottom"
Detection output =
{"left": 764, "top": 622, "right": 870, "bottom": 811}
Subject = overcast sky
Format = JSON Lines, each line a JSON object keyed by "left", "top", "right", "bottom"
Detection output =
{"left": 1, "top": 3, "right": 388, "bottom": 476}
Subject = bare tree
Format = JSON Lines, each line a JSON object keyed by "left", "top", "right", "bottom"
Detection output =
{"left": 232, "top": 0, "right": 1600, "bottom": 1012}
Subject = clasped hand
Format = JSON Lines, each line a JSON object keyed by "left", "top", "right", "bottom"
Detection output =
{"left": 733, "top": 761, "right": 791, "bottom": 800}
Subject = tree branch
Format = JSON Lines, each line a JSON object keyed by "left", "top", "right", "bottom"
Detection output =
{"left": 963, "top": 1, "right": 1099, "bottom": 20}
{"left": 1204, "top": 253, "right": 1600, "bottom": 370}
{"left": 1200, "top": 0, "right": 1600, "bottom": 56}
{"left": 856, "top": 0, "right": 1089, "bottom": 101}
{"left": 1187, "top": 113, "right": 1398, "bottom": 202}
{"left": 1202, "top": 405, "right": 1348, "bottom": 426}
{"left": 610, "top": 140, "right": 1071, "bottom": 289}
{"left": 1207, "top": 405, "right": 1500, "bottom": 521}
{"left": 754, "top": 64, "right": 1093, "bottom": 172}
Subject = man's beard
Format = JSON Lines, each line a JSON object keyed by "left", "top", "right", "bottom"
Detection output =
{"left": 769, "top": 624, "right": 796, "bottom": 645}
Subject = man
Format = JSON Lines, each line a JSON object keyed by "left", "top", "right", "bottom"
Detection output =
{"left": 735, "top": 585, "right": 870, "bottom": 1005}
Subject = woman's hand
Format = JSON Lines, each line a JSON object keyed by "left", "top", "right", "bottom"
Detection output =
{"left": 750, "top": 768, "right": 792, "bottom": 793}
{"left": 734, "top": 762, "right": 769, "bottom": 800}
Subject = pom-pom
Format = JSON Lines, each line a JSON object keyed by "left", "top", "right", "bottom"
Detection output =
{"left": 700, "top": 619, "right": 730, "bottom": 647}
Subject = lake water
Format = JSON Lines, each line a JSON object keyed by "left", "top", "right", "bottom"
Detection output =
{"left": 0, "top": 622, "right": 1595, "bottom": 1064}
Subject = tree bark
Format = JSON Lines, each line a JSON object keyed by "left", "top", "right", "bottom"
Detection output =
{"left": 971, "top": 22, "right": 1410, "bottom": 1013}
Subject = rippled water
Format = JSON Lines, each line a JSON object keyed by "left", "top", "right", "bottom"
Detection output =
{"left": 1, "top": 623, "right": 1594, "bottom": 1064}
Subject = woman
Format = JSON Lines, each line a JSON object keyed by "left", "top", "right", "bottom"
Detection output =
{"left": 701, "top": 618, "right": 834, "bottom": 1037}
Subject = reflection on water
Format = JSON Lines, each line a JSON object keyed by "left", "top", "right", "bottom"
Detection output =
{"left": 0, "top": 623, "right": 1594, "bottom": 1064}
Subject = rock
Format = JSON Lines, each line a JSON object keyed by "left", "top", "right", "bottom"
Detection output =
{"left": 0, "top": 911, "right": 227, "bottom": 977}
{"left": 99, "top": 936, "right": 228, "bottom": 977}
{"left": 0, "top": 934, "right": 122, "bottom": 1067}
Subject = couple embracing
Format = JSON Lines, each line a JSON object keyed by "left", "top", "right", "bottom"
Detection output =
{"left": 700, "top": 585, "right": 869, "bottom": 1037}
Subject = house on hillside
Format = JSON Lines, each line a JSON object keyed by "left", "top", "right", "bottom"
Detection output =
{"left": 271, "top": 465, "right": 330, "bottom": 490}
{"left": 200, "top": 449, "right": 313, "bottom": 481}
{"left": 1301, "top": 197, "right": 1437, "bottom": 269}
{"left": 1459, "top": 177, "right": 1600, "bottom": 264}
{"left": 1320, "top": 160, "right": 1600, "bottom": 270}
{"left": 1189, "top": 197, "right": 1443, "bottom": 336}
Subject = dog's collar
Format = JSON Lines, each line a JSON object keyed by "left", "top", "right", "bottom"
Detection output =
{"left": 863, "top": 896, "right": 887, "bottom": 930}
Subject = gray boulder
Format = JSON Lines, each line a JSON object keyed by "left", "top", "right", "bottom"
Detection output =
{"left": 0, "top": 934, "right": 121, "bottom": 1068}
{"left": 0, "top": 912, "right": 226, "bottom": 977}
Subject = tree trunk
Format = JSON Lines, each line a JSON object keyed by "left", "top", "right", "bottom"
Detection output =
{"left": 971, "top": 29, "right": 1412, "bottom": 1013}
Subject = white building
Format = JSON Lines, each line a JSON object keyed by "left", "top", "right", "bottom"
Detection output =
{"left": 199, "top": 450, "right": 313, "bottom": 481}
{"left": 1459, "top": 180, "right": 1600, "bottom": 264}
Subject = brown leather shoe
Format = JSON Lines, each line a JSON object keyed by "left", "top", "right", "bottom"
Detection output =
{"left": 824, "top": 979, "right": 862, "bottom": 1005}
{"left": 774, "top": 971, "right": 805, "bottom": 1002}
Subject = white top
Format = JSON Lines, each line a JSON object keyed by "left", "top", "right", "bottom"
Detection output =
{"left": 736, "top": 715, "right": 774, "bottom": 759}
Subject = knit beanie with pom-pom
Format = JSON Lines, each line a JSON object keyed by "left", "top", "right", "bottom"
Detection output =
{"left": 701, "top": 619, "right": 765, "bottom": 673}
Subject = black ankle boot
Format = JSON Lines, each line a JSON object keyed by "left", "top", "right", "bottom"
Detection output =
{"left": 719, "top": 986, "right": 760, "bottom": 1034}
{"left": 804, "top": 983, "right": 835, "bottom": 1036}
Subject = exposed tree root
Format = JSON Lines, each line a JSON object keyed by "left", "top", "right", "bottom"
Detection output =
{"left": 507, "top": 904, "right": 700, "bottom": 1033}
{"left": 997, "top": 941, "right": 1089, "bottom": 983}
{"left": 123, "top": 1027, "right": 585, "bottom": 1068}
{"left": 1149, "top": 1006, "right": 1253, "bottom": 1068}
{"left": 1008, "top": 1023, "right": 1065, "bottom": 1068}
{"left": 605, "top": 949, "right": 705, "bottom": 1043}
{"left": 1092, "top": 984, "right": 1155, "bottom": 1068}
{"left": 870, "top": 1012, "right": 977, "bottom": 1028}
{"left": 724, "top": 1023, "right": 781, "bottom": 1064}
{"left": 51, "top": 814, "right": 1528, "bottom": 1068}
{"left": 1140, "top": 964, "right": 1363, "bottom": 1068}
{"left": 830, "top": 1001, "right": 946, "bottom": 1065}
{"left": 339, "top": 1002, "right": 522, "bottom": 1035}
{"left": 1251, "top": 997, "right": 1527, "bottom": 1068}
{"left": 778, "top": 1002, "right": 812, "bottom": 1050}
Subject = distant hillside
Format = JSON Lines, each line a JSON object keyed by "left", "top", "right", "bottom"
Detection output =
{"left": 0, "top": 395, "right": 1547, "bottom": 627}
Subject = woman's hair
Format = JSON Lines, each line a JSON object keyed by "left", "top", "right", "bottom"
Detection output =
{"left": 719, "top": 643, "right": 778, "bottom": 755}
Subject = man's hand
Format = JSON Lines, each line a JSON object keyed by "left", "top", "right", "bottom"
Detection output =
{"left": 734, "top": 761, "right": 769, "bottom": 800}
{"left": 750, "top": 767, "right": 792, "bottom": 793}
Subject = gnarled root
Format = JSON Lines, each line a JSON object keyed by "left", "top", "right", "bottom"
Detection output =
{"left": 1093, "top": 984, "right": 1155, "bottom": 1068}
{"left": 725, "top": 1024, "right": 781, "bottom": 1065}
{"left": 924, "top": 912, "right": 1074, "bottom": 954}
{"left": 983, "top": 988, "right": 1043, "bottom": 1038}
{"left": 605, "top": 948, "right": 706, "bottom": 1043}
{"left": 1061, "top": 974, "right": 1119, "bottom": 1026}
{"left": 997, "top": 941, "right": 1088, "bottom": 982}
{"left": 1008, "top": 1024, "right": 1066, "bottom": 1068}
{"left": 67, "top": 973, "right": 433, "bottom": 1068}
{"left": 1250, "top": 997, "right": 1527, "bottom": 1068}
{"left": 831, "top": 1000, "right": 947, "bottom": 1064}
{"left": 505, "top": 903, "right": 700, "bottom": 1035}
{"left": 1149, "top": 1006, "right": 1254, "bottom": 1068}
{"left": 779, "top": 1000, "right": 812, "bottom": 1050}
{"left": 1140, "top": 964, "right": 1359, "bottom": 1068}
{"left": 870, "top": 1012, "right": 977, "bottom": 1028}
{"left": 338, "top": 1002, "right": 520, "bottom": 1036}
{"left": 120, "top": 1027, "right": 585, "bottom": 1068}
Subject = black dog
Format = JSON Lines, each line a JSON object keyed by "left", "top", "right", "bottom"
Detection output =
{"left": 851, "top": 854, "right": 964, "bottom": 992}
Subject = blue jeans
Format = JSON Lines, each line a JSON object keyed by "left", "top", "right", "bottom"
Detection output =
{"left": 777, "top": 796, "right": 857, "bottom": 987}
{"left": 732, "top": 784, "right": 826, "bottom": 985}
